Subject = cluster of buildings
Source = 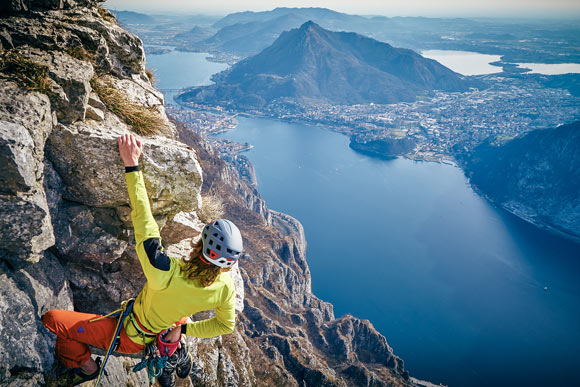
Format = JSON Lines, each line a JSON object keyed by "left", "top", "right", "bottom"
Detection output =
{"left": 254, "top": 76, "right": 580, "bottom": 161}
{"left": 168, "top": 76, "right": 580, "bottom": 163}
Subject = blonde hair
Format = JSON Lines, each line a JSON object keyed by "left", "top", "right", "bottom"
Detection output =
{"left": 180, "top": 237, "right": 230, "bottom": 287}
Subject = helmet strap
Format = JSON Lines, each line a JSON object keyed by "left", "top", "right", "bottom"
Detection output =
{"left": 200, "top": 255, "right": 211, "bottom": 265}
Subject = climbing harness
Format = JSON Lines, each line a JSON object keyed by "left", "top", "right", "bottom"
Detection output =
{"left": 89, "top": 298, "right": 135, "bottom": 387}
{"left": 129, "top": 310, "right": 157, "bottom": 339}
{"left": 86, "top": 299, "right": 182, "bottom": 386}
{"left": 133, "top": 341, "right": 168, "bottom": 385}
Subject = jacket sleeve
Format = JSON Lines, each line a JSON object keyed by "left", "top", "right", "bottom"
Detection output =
{"left": 184, "top": 284, "right": 236, "bottom": 338}
{"left": 125, "top": 169, "right": 175, "bottom": 289}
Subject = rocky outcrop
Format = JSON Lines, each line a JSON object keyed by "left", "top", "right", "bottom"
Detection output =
{"left": 349, "top": 135, "right": 417, "bottom": 160}
{"left": 0, "top": 3, "right": 411, "bottom": 386}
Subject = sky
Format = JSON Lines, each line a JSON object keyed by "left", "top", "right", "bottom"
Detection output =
{"left": 104, "top": 0, "right": 580, "bottom": 18}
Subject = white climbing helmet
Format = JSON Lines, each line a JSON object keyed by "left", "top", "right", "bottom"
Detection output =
{"left": 201, "top": 219, "right": 243, "bottom": 268}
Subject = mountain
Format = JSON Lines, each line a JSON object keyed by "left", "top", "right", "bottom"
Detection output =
{"left": 458, "top": 121, "right": 580, "bottom": 241}
{"left": 176, "top": 7, "right": 377, "bottom": 57}
{"left": 213, "top": 7, "right": 370, "bottom": 30}
{"left": 178, "top": 21, "right": 471, "bottom": 108}
{"left": 110, "top": 10, "right": 156, "bottom": 25}
{"left": 195, "top": 13, "right": 309, "bottom": 56}
{"left": 0, "top": 2, "right": 413, "bottom": 385}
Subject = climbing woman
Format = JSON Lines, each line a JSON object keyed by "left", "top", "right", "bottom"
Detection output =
{"left": 42, "top": 133, "right": 243, "bottom": 386}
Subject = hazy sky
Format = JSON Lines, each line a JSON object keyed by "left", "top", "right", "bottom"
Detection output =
{"left": 104, "top": 0, "right": 580, "bottom": 18}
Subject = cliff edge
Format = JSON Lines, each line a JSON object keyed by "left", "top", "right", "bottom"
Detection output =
{"left": 0, "top": 2, "right": 411, "bottom": 385}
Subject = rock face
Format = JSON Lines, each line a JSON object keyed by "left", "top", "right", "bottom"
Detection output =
{"left": 458, "top": 121, "right": 580, "bottom": 241}
{"left": 0, "top": 4, "right": 411, "bottom": 386}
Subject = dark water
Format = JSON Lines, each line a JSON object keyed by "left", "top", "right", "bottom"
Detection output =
{"left": 146, "top": 48, "right": 580, "bottom": 386}
{"left": 220, "top": 117, "right": 580, "bottom": 387}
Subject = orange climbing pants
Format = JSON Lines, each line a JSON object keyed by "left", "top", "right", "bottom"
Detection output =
{"left": 42, "top": 309, "right": 144, "bottom": 368}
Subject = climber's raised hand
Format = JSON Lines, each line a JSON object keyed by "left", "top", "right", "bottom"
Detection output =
{"left": 118, "top": 134, "right": 144, "bottom": 167}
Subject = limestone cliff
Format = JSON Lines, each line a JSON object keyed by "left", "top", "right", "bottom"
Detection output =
{"left": 0, "top": 2, "right": 411, "bottom": 386}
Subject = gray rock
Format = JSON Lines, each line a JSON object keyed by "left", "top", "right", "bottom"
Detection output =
{"left": 72, "top": 8, "right": 146, "bottom": 77}
{"left": 45, "top": 118, "right": 202, "bottom": 215}
{"left": 23, "top": 48, "right": 93, "bottom": 123}
{"left": 161, "top": 211, "right": 204, "bottom": 245}
{"left": 0, "top": 81, "right": 53, "bottom": 164}
{"left": 0, "top": 121, "right": 36, "bottom": 194}
{"left": 0, "top": 0, "right": 103, "bottom": 14}
{"left": 0, "top": 190, "right": 54, "bottom": 267}
{"left": 85, "top": 104, "right": 104, "bottom": 121}
{"left": 0, "top": 254, "right": 73, "bottom": 385}
{"left": 46, "top": 154, "right": 127, "bottom": 265}
{"left": 87, "top": 92, "right": 106, "bottom": 110}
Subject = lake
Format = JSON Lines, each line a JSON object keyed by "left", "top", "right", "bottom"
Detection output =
{"left": 220, "top": 117, "right": 580, "bottom": 387}
{"left": 144, "top": 48, "right": 229, "bottom": 103}
{"left": 421, "top": 50, "right": 502, "bottom": 75}
{"left": 148, "top": 48, "right": 580, "bottom": 387}
{"left": 421, "top": 49, "right": 580, "bottom": 76}
{"left": 515, "top": 62, "right": 580, "bottom": 75}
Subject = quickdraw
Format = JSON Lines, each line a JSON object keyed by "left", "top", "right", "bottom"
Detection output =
{"left": 132, "top": 342, "right": 168, "bottom": 385}
{"left": 89, "top": 298, "right": 135, "bottom": 387}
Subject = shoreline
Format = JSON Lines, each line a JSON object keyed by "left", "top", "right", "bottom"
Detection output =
{"left": 174, "top": 101, "right": 579, "bottom": 245}
{"left": 175, "top": 100, "right": 455, "bottom": 164}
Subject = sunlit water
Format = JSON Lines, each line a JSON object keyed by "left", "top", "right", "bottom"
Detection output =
{"left": 421, "top": 50, "right": 502, "bottom": 75}
{"left": 148, "top": 47, "right": 580, "bottom": 387}
{"left": 515, "top": 62, "right": 580, "bottom": 75}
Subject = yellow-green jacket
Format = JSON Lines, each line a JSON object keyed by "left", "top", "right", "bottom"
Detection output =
{"left": 122, "top": 169, "right": 236, "bottom": 345}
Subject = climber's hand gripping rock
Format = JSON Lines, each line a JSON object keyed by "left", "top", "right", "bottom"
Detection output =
{"left": 118, "top": 134, "right": 143, "bottom": 167}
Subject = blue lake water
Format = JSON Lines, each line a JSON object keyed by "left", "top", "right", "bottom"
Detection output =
{"left": 147, "top": 48, "right": 580, "bottom": 386}
{"left": 144, "top": 48, "right": 228, "bottom": 103}
{"left": 220, "top": 117, "right": 580, "bottom": 387}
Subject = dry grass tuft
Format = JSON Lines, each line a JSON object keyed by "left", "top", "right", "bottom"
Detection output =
{"left": 198, "top": 194, "right": 225, "bottom": 223}
{"left": 145, "top": 68, "right": 155, "bottom": 84}
{"left": 0, "top": 51, "right": 52, "bottom": 94}
{"left": 91, "top": 77, "right": 167, "bottom": 136}
{"left": 96, "top": 7, "right": 117, "bottom": 23}
{"left": 66, "top": 45, "right": 94, "bottom": 62}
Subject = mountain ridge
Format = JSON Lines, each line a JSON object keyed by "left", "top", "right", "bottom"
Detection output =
{"left": 457, "top": 121, "right": 580, "bottom": 242}
{"left": 178, "top": 21, "right": 470, "bottom": 109}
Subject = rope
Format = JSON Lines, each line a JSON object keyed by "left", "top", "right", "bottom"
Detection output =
{"left": 93, "top": 298, "right": 135, "bottom": 387}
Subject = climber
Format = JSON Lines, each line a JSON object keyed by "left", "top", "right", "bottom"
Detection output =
{"left": 42, "top": 133, "right": 243, "bottom": 386}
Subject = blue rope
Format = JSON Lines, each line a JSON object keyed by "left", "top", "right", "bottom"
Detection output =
{"left": 94, "top": 299, "right": 134, "bottom": 387}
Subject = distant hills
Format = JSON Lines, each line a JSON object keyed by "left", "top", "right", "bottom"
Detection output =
{"left": 110, "top": 10, "right": 156, "bottom": 25}
{"left": 177, "top": 21, "right": 470, "bottom": 108}
{"left": 458, "top": 121, "right": 580, "bottom": 241}
{"left": 182, "top": 7, "right": 374, "bottom": 57}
